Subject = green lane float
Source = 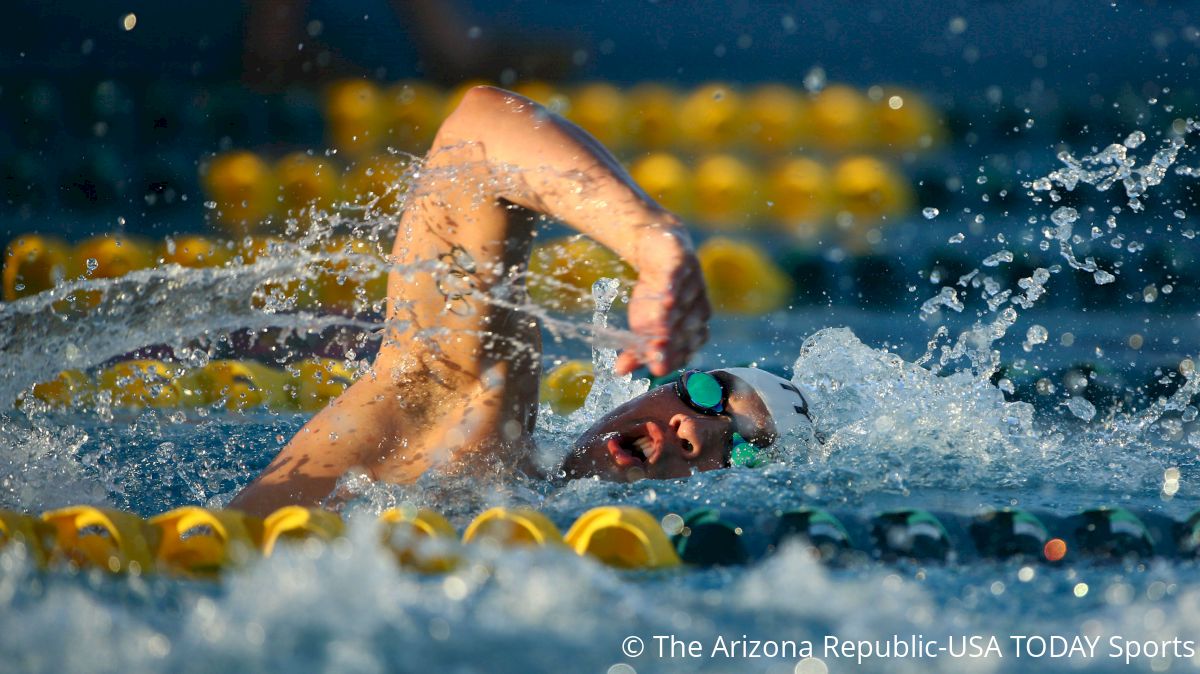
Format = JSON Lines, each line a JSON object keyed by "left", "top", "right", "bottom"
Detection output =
{"left": 969, "top": 509, "right": 1051, "bottom": 559}
{"left": 669, "top": 508, "right": 747, "bottom": 566}
{"left": 1073, "top": 508, "right": 1154, "bottom": 559}
{"left": 1177, "top": 510, "right": 1200, "bottom": 557}
{"left": 564, "top": 506, "right": 681, "bottom": 569}
{"left": 771, "top": 508, "right": 851, "bottom": 560}
{"left": 871, "top": 510, "right": 951, "bottom": 562}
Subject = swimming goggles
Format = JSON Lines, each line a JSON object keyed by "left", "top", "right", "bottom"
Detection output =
{"left": 673, "top": 370, "right": 766, "bottom": 468}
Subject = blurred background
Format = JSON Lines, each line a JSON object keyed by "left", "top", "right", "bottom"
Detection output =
{"left": 3, "top": 0, "right": 1199, "bottom": 415}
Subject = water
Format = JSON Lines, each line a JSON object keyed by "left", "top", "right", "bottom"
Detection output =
{"left": 5, "top": 130, "right": 1200, "bottom": 673}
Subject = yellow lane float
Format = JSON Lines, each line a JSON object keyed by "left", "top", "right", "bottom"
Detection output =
{"left": 810, "top": 84, "right": 873, "bottom": 152}
{"left": 697, "top": 237, "right": 793, "bottom": 315}
{"left": 325, "top": 79, "right": 384, "bottom": 158}
{"left": 379, "top": 507, "right": 459, "bottom": 572}
{"left": 179, "top": 359, "right": 288, "bottom": 411}
{"left": 315, "top": 235, "right": 389, "bottom": 314}
{"left": 462, "top": 507, "right": 564, "bottom": 547}
{"left": 289, "top": 357, "right": 359, "bottom": 412}
{"left": 678, "top": 83, "right": 744, "bottom": 151}
{"left": 275, "top": 152, "right": 340, "bottom": 215}
{"left": 72, "top": 233, "right": 154, "bottom": 280}
{"left": 159, "top": 235, "right": 231, "bottom": 268}
{"left": 385, "top": 80, "right": 444, "bottom": 153}
{"left": 66, "top": 234, "right": 155, "bottom": 311}
{"left": 623, "top": 83, "right": 679, "bottom": 150}
{"left": 149, "top": 507, "right": 263, "bottom": 575}
{"left": 565, "top": 506, "right": 681, "bottom": 569}
{"left": 539, "top": 359, "right": 595, "bottom": 415}
{"left": 3, "top": 234, "right": 69, "bottom": 301}
{"left": 41, "top": 506, "right": 155, "bottom": 573}
{"left": 527, "top": 236, "right": 635, "bottom": 313}
{"left": 261, "top": 505, "right": 345, "bottom": 556}
{"left": 97, "top": 359, "right": 184, "bottom": 408}
{"left": 512, "top": 80, "right": 569, "bottom": 112}
{"left": 342, "top": 154, "right": 413, "bottom": 215}
{"left": 628, "top": 153, "right": 693, "bottom": 215}
{"left": 29, "top": 369, "right": 93, "bottom": 408}
{"left": 569, "top": 82, "right": 626, "bottom": 150}
{"left": 201, "top": 151, "right": 276, "bottom": 235}
{"left": 744, "top": 84, "right": 810, "bottom": 154}
{"left": 872, "top": 87, "right": 941, "bottom": 151}
{"left": 831, "top": 155, "right": 913, "bottom": 224}
{"left": 766, "top": 157, "right": 831, "bottom": 238}
{"left": 0, "top": 510, "right": 52, "bottom": 566}
{"left": 692, "top": 154, "right": 760, "bottom": 229}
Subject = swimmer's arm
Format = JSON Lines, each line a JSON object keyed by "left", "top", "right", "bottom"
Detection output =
{"left": 428, "top": 86, "right": 711, "bottom": 376}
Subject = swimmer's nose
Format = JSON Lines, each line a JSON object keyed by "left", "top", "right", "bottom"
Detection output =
{"left": 668, "top": 413, "right": 727, "bottom": 461}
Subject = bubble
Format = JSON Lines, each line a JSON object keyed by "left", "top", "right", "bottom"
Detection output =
{"left": 795, "top": 658, "right": 829, "bottom": 674}
{"left": 922, "top": 207, "right": 940, "bottom": 219}
{"left": 803, "top": 67, "right": 826, "bottom": 93}
{"left": 1066, "top": 397, "right": 1096, "bottom": 421}
{"left": 661, "top": 513, "right": 685, "bottom": 535}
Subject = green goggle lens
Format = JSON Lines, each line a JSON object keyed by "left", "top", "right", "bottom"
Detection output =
{"left": 729, "top": 433, "right": 764, "bottom": 468}
{"left": 674, "top": 370, "right": 769, "bottom": 469}
{"left": 684, "top": 371, "right": 724, "bottom": 410}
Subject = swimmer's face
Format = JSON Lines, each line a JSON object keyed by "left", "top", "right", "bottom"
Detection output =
{"left": 563, "top": 371, "right": 771, "bottom": 482}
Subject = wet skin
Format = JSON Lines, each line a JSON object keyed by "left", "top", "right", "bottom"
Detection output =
{"left": 563, "top": 371, "right": 773, "bottom": 482}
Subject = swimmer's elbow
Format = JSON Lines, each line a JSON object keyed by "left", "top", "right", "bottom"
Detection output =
{"left": 443, "top": 86, "right": 542, "bottom": 133}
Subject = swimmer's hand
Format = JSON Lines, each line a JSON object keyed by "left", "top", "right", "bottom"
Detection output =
{"left": 616, "top": 226, "right": 711, "bottom": 377}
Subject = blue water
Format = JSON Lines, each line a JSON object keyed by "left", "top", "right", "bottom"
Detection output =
{"left": 2, "top": 316, "right": 1199, "bottom": 674}
{"left": 5, "top": 133, "right": 1200, "bottom": 674}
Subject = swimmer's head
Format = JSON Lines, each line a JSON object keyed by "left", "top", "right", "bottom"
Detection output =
{"left": 562, "top": 368, "right": 814, "bottom": 482}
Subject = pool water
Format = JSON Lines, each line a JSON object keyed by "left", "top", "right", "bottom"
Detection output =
{"left": 4, "top": 131, "right": 1200, "bottom": 674}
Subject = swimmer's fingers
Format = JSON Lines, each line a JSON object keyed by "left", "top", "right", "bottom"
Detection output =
{"left": 621, "top": 264, "right": 710, "bottom": 377}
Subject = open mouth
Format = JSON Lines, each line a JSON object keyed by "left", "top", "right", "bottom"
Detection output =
{"left": 605, "top": 422, "right": 663, "bottom": 468}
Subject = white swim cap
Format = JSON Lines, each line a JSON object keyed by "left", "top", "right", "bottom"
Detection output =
{"left": 714, "top": 367, "right": 816, "bottom": 442}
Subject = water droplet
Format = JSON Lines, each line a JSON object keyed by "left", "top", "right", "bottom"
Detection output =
{"left": 1066, "top": 397, "right": 1096, "bottom": 421}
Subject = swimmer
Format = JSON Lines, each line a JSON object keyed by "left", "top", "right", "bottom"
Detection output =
{"left": 232, "top": 86, "right": 817, "bottom": 516}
